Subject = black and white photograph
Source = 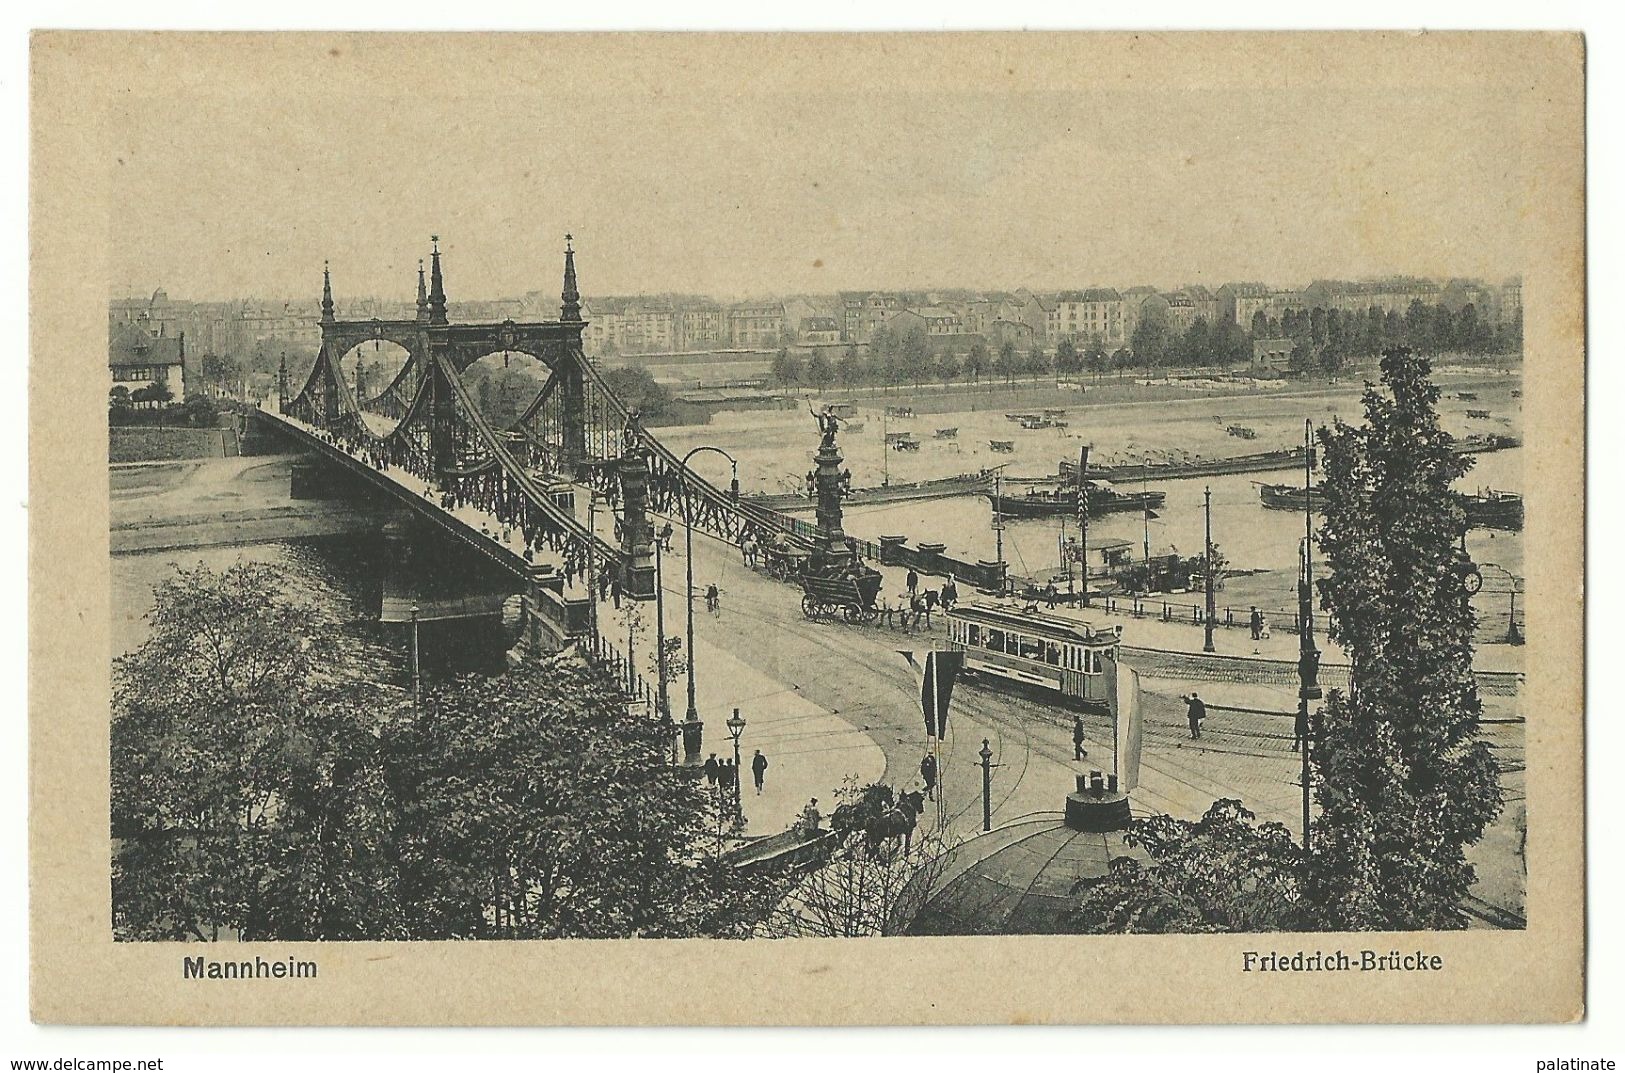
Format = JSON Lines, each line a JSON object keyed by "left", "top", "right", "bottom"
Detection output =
{"left": 26, "top": 28, "right": 1586, "bottom": 1027}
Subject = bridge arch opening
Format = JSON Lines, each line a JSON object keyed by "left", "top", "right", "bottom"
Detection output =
{"left": 338, "top": 339, "right": 414, "bottom": 437}
{"left": 458, "top": 350, "right": 551, "bottom": 430}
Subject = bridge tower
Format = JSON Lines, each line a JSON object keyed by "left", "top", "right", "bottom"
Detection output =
{"left": 558, "top": 235, "right": 587, "bottom": 473}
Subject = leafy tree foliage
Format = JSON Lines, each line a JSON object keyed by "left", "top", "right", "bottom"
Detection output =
{"left": 1069, "top": 801, "right": 1307, "bottom": 934}
{"left": 1307, "top": 347, "right": 1502, "bottom": 929}
{"left": 769, "top": 347, "right": 803, "bottom": 389}
{"left": 599, "top": 365, "right": 675, "bottom": 423}
{"left": 112, "top": 563, "right": 777, "bottom": 942}
{"left": 804, "top": 350, "right": 834, "bottom": 393}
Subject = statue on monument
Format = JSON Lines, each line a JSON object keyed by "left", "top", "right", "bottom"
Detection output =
{"left": 811, "top": 404, "right": 840, "bottom": 448}
{"left": 622, "top": 409, "right": 643, "bottom": 454}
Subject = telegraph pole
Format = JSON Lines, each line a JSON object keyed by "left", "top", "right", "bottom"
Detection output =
{"left": 1203, "top": 486, "right": 1216, "bottom": 653}
{"left": 1297, "top": 419, "right": 1322, "bottom": 854}
{"left": 409, "top": 602, "right": 421, "bottom": 707}
{"left": 655, "top": 537, "right": 669, "bottom": 721}
{"left": 1077, "top": 444, "right": 1090, "bottom": 607}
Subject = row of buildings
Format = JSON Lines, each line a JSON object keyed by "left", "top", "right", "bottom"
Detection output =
{"left": 109, "top": 274, "right": 1525, "bottom": 395}
{"left": 560, "top": 275, "right": 1523, "bottom": 358}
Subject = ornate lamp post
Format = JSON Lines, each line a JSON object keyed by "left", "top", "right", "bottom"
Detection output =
{"left": 679, "top": 446, "right": 740, "bottom": 759}
{"left": 726, "top": 707, "right": 747, "bottom": 823}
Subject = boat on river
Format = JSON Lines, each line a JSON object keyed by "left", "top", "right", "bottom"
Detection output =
{"left": 1060, "top": 445, "right": 1312, "bottom": 483}
{"left": 1463, "top": 489, "right": 1524, "bottom": 530}
{"left": 985, "top": 484, "right": 1166, "bottom": 519}
{"left": 989, "top": 439, "right": 1015, "bottom": 453}
{"left": 1259, "top": 482, "right": 1326, "bottom": 511}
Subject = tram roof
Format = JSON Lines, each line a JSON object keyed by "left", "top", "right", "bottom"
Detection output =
{"left": 946, "top": 601, "right": 1120, "bottom": 645}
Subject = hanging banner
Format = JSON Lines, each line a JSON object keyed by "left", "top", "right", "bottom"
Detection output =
{"left": 921, "top": 650, "right": 964, "bottom": 739}
{"left": 1103, "top": 648, "right": 1144, "bottom": 791}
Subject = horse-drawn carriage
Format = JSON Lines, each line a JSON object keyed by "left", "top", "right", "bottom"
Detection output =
{"left": 759, "top": 537, "right": 813, "bottom": 581}
{"left": 799, "top": 569, "right": 884, "bottom": 624}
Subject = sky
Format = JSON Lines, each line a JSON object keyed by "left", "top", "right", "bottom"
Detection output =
{"left": 108, "top": 47, "right": 1530, "bottom": 304}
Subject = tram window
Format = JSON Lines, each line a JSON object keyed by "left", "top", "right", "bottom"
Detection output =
{"left": 1044, "top": 642, "right": 1062, "bottom": 666}
{"left": 987, "top": 628, "right": 1004, "bottom": 652}
{"left": 1017, "top": 634, "right": 1043, "bottom": 661}
{"left": 966, "top": 624, "right": 981, "bottom": 646}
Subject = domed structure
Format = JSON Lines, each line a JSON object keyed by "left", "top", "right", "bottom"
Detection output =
{"left": 892, "top": 773, "right": 1149, "bottom": 936}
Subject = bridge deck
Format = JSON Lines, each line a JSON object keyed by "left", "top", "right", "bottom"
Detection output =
{"left": 255, "top": 406, "right": 596, "bottom": 601}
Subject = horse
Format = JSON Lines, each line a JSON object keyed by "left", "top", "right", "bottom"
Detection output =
{"left": 864, "top": 788, "right": 927, "bottom": 856}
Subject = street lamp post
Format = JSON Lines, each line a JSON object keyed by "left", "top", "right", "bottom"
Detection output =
{"left": 979, "top": 738, "right": 995, "bottom": 832}
{"left": 726, "top": 707, "right": 747, "bottom": 824}
{"left": 679, "top": 446, "right": 740, "bottom": 754}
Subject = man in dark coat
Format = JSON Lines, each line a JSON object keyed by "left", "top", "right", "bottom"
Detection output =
{"left": 703, "top": 753, "right": 720, "bottom": 786}
{"left": 920, "top": 752, "right": 939, "bottom": 800}
{"left": 1250, "top": 606, "right": 1263, "bottom": 641}
{"left": 906, "top": 568, "right": 920, "bottom": 600}
{"left": 1073, "top": 715, "right": 1088, "bottom": 760}
{"left": 1185, "top": 693, "right": 1206, "bottom": 740}
{"left": 751, "top": 749, "right": 768, "bottom": 794}
{"left": 1293, "top": 706, "right": 1308, "bottom": 752}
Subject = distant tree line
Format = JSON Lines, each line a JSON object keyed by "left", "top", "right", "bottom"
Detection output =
{"left": 768, "top": 300, "right": 1521, "bottom": 394}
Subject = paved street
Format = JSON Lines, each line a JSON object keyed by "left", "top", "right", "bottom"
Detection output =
{"left": 626, "top": 511, "right": 1527, "bottom": 923}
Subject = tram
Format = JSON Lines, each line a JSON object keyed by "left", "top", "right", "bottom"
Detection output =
{"left": 944, "top": 602, "right": 1122, "bottom": 708}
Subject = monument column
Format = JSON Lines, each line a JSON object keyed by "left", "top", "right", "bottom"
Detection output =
{"left": 617, "top": 412, "right": 657, "bottom": 600}
{"left": 811, "top": 410, "right": 855, "bottom": 572}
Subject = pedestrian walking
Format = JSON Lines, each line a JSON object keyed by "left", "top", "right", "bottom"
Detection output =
{"left": 703, "top": 753, "right": 720, "bottom": 786}
{"left": 1045, "top": 582, "right": 1059, "bottom": 609}
{"left": 1185, "top": 692, "right": 1207, "bottom": 741}
{"left": 660, "top": 523, "right": 674, "bottom": 552}
{"left": 1259, "top": 613, "right": 1272, "bottom": 641}
{"left": 705, "top": 582, "right": 720, "bottom": 614}
{"left": 879, "top": 592, "right": 895, "bottom": 629}
{"left": 751, "top": 749, "right": 768, "bottom": 794}
{"left": 906, "top": 568, "right": 919, "bottom": 600}
{"left": 1293, "top": 705, "right": 1308, "bottom": 753}
{"left": 1073, "top": 715, "right": 1088, "bottom": 760}
{"left": 942, "top": 577, "right": 958, "bottom": 610}
{"left": 611, "top": 575, "right": 623, "bottom": 610}
{"left": 920, "top": 752, "right": 939, "bottom": 801}
{"left": 719, "top": 759, "right": 737, "bottom": 794}
{"left": 1250, "top": 606, "right": 1263, "bottom": 641}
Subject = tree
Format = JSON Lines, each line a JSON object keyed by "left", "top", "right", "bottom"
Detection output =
{"left": 111, "top": 563, "right": 352, "bottom": 941}
{"left": 1053, "top": 339, "right": 1081, "bottom": 378}
{"left": 963, "top": 341, "right": 989, "bottom": 386}
{"left": 899, "top": 328, "right": 930, "bottom": 388}
{"left": 111, "top": 563, "right": 784, "bottom": 942}
{"left": 769, "top": 348, "right": 803, "bottom": 390}
{"left": 180, "top": 394, "right": 220, "bottom": 428}
{"left": 1068, "top": 800, "right": 1307, "bottom": 934}
{"left": 836, "top": 345, "right": 863, "bottom": 387}
{"left": 600, "top": 365, "right": 674, "bottom": 422}
{"left": 867, "top": 325, "right": 897, "bottom": 391}
{"left": 1130, "top": 318, "right": 1170, "bottom": 375}
{"left": 804, "top": 351, "right": 834, "bottom": 394}
{"left": 1026, "top": 344, "right": 1050, "bottom": 383}
{"left": 109, "top": 385, "right": 133, "bottom": 422}
{"left": 996, "top": 341, "right": 1018, "bottom": 385}
{"left": 1308, "top": 347, "right": 1503, "bottom": 930}
{"left": 1085, "top": 342, "right": 1109, "bottom": 382}
{"left": 132, "top": 381, "right": 173, "bottom": 409}
{"left": 935, "top": 348, "right": 961, "bottom": 389}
